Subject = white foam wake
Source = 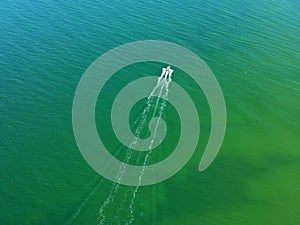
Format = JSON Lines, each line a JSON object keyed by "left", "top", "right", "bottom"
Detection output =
{"left": 97, "top": 77, "right": 171, "bottom": 225}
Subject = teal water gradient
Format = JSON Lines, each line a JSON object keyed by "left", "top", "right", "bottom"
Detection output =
{"left": 1, "top": 0, "right": 300, "bottom": 224}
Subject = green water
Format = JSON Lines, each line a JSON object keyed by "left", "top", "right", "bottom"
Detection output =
{"left": 1, "top": 0, "right": 300, "bottom": 224}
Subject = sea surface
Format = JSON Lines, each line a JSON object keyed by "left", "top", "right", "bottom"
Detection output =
{"left": 1, "top": 0, "right": 300, "bottom": 225}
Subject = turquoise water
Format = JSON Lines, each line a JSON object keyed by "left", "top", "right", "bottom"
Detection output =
{"left": 1, "top": 0, "right": 300, "bottom": 224}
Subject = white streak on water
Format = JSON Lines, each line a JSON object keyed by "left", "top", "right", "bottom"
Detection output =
{"left": 97, "top": 77, "right": 171, "bottom": 225}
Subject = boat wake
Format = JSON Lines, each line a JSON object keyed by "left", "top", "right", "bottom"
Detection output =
{"left": 97, "top": 67, "right": 172, "bottom": 225}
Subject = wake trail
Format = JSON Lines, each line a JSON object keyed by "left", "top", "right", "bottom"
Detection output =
{"left": 97, "top": 80, "right": 166, "bottom": 225}
{"left": 126, "top": 79, "right": 170, "bottom": 225}
{"left": 113, "top": 83, "right": 166, "bottom": 224}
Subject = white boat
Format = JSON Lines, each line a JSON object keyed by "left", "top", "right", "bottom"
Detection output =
{"left": 158, "top": 65, "right": 173, "bottom": 83}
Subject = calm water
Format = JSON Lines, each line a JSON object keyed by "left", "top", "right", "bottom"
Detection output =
{"left": 1, "top": 0, "right": 300, "bottom": 224}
